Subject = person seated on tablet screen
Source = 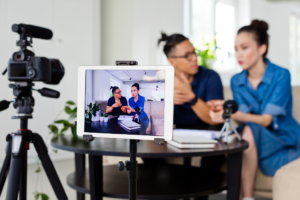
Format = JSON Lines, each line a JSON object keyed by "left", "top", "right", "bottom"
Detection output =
{"left": 106, "top": 86, "right": 129, "bottom": 117}
{"left": 157, "top": 32, "right": 224, "bottom": 130}
{"left": 126, "top": 83, "right": 150, "bottom": 128}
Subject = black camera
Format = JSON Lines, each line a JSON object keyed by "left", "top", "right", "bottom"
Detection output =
{"left": 4, "top": 23, "right": 64, "bottom": 84}
{"left": 222, "top": 100, "right": 238, "bottom": 119}
{"left": 134, "top": 107, "right": 141, "bottom": 114}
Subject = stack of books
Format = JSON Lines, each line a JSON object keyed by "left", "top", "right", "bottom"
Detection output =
{"left": 118, "top": 115, "right": 133, "bottom": 121}
{"left": 120, "top": 120, "right": 141, "bottom": 131}
{"left": 167, "top": 129, "right": 219, "bottom": 149}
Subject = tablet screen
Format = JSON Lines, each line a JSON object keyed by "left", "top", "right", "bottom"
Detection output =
{"left": 84, "top": 70, "right": 165, "bottom": 136}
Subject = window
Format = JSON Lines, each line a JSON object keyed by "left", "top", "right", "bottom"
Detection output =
{"left": 289, "top": 12, "right": 300, "bottom": 85}
{"left": 185, "top": 0, "right": 240, "bottom": 85}
{"left": 110, "top": 78, "right": 121, "bottom": 97}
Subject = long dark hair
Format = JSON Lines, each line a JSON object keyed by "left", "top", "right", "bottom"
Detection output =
{"left": 237, "top": 19, "right": 269, "bottom": 60}
{"left": 110, "top": 86, "right": 119, "bottom": 94}
{"left": 131, "top": 83, "right": 140, "bottom": 90}
{"left": 157, "top": 32, "right": 188, "bottom": 57}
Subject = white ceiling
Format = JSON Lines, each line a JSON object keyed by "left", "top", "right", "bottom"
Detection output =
{"left": 267, "top": 0, "right": 300, "bottom": 1}
{"left": 106, "top": 70, "right": 159, "bottom": 83}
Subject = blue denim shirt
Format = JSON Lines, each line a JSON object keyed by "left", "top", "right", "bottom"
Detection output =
{"left": 231, "top": 59, "right": 300, "bottom": 176}
{"left": 129, "top": 95, "right": 149, "bottom": 127}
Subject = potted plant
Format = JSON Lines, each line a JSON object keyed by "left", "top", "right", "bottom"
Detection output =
{"left": 104, "top": 113, "right": 109, "bottom": 122}
{"left": 100, "top": 112, "right": 104, "bottom": 121}
{"left": 85, "top": 102, "right": 101, "bottom": 123}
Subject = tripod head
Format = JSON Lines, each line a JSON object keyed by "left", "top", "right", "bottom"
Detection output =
{"left": 0, "top": 82, "right": 60, "bottom": 119}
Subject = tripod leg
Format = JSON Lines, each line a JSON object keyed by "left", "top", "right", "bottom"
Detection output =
{"left": 32, "top": 133, "right": 68, "bottom": 200}
{"left": 219, "top": 123, "right": 227, "bottom": 140}
{"left": 229, "top": 121, "right": 242, "bottom": 141}
{"left": 19, "top": 149, "right": 27, "bottom": 200}
{"left": 6, "top": 150, "right": 23, "bottom": 200}
{"left": 0, "top": 136, "right": 12, "bottom": 195}
{"left": 224, "top": 122, "right": 229, "bottom": 144}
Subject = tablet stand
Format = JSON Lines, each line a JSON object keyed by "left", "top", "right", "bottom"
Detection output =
{"left": 83, "top": 60, "right": 166, "bottom": 200}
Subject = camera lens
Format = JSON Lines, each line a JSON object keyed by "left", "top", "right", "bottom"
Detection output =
{"left": 47, "top": 59, "right": 65, "bottom": 84}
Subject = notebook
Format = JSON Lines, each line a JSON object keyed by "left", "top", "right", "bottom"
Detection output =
{"left": 118, "top": 115, "right": 133, "bottom": 120}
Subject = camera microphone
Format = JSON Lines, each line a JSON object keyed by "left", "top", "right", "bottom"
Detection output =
{"left": 12, "top": 24, "right": 53, "bottom": 40}
{"left": 0, "top": 100, "right": 11, "bottom": 112}
{"left": 222, "top": 100, "right": 238, "bottom": 119}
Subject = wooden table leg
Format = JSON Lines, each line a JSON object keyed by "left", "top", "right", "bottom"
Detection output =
{"left": 75, "top": 153, "right": 85, "bottom": 200}
{"left": 227, "top": 152, "right": 243, "bottom": 200}
{"left": 89, "top": 155, "right": 103, "bottom": 200}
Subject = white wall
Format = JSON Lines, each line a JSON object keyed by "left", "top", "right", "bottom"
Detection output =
{"left": 0, "top": 0, "right": 101, "bottom": 163}
{"left": 249, "top": 0, "right": 300, "bottom": 69}
{"left": 101, "top": 0, "right": 184, "bottom": 65}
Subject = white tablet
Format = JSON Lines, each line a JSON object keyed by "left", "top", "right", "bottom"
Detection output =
{"left": 77, "top": 65, "right": 174, "bottom": 141}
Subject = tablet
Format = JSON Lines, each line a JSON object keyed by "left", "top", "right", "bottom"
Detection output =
{"left": 77, "top": 65, "right": 174, "bottom": 141}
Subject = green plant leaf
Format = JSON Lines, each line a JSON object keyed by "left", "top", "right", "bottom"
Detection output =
{"left": 88, "top": 102, "right": 92, "bottom": 108}
{"left": 48, "top": 125, "right": 58, "bottom": 134}
{"left": 40, "top": 193, "right": 49, "bottom": 200}
{"left": 65, "top": 106, "right": 72, "bottom": 114}
{"left": 66, "top": 101, "right": 75, "bottom": 105}
{"left": 54, "top": 120, "right": 69, "bottom": 125}
{"left": 70, "top": 124, "right": 77, "bottom": 138}
{"left": 68, "top": 112, "right": 77, "bottom": 121}
{"left": 34, "top": 193, "right": 40, "bottom": 200}
{"left": 35, "top": 166, "right": 41, "bottom": 173}
{"left": 60, "top": 125, "right": 69, "bottom": 134}
{"left": 53, "top": 148, "right": 58, "bottom": 153}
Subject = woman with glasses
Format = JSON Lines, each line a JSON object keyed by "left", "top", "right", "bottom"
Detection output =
{"left": 127, "top": 83, "right": 149, "bottom": 128}
{"left": 106, "top": 86, "right": 129, "bottom": 116}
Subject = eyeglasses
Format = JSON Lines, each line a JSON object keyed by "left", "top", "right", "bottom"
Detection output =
{"left": 169, "top": 50, "right": 197, "bottom": 61}
{"left": 114, "top": 90, "right": 122, "bottom": 94}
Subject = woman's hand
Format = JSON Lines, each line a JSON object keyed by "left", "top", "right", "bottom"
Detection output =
{"left": 126, "top": 106, "right": 132, "bottom": 114}
{"left": 208, "top": 100, "right": 225, "bottom": 123}
{"left": 208, "top": 100, "right": 225, "bottom": 112}
{"left": 209, "top": 109, "right": 225, "bottom": 123}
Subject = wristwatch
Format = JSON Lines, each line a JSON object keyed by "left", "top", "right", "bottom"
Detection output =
{"left": 187, "top": 95, "right": 198, "bottom": 106}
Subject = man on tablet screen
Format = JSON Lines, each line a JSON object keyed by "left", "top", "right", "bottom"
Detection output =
{"left": 158, "top": 33, "right": 224, "bottom": 130}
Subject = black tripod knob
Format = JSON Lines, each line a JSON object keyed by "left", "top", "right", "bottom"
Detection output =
{"left": 118, "top": 161, "right": 125, "bottom": 171}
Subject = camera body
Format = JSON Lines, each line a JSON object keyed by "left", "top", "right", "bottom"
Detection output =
{"left": 8, "top": 56, "right": 64, "bottom": 84}
{"left": 4, "top": 23, "right": 65, "bottom": 85}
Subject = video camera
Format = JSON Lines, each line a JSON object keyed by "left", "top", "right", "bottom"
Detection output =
{"left": 3, "top": 23, "right": 64, "bottom": 84}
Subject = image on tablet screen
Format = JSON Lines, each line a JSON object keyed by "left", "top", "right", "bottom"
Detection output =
{"left": 85, "top": 70, "right": 165, "bottom": 136}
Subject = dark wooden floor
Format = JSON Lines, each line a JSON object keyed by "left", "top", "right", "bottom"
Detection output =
{"left": 208, "top": 193, "right": 271, "bottom": 200}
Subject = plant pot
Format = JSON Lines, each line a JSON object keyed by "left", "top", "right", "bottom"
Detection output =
{"left": 100, "top": 116, "right": 104, "bottom": 121}
{"left": 92, "top": 111, "right": 100, "bottom": 121}
{"left": 104, "top": 117, "right": 109, "bottom": 122}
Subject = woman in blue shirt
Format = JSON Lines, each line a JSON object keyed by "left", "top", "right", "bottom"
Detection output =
{"left": 127, "top": 83, "right": 149, "bottom": 128}
{"left": 210, "top": 20, "right": 300, "bottom": 200}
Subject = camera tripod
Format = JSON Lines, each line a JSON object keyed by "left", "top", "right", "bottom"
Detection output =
{"left": 0, "top": 82, "right": 68, "bottom": 200}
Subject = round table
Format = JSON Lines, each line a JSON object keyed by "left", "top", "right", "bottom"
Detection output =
{"left": 84, "top": 117, "right": 148, "bottom": 135}
{"left": 51, "top": 136, "right": 248, "bottom": 200}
